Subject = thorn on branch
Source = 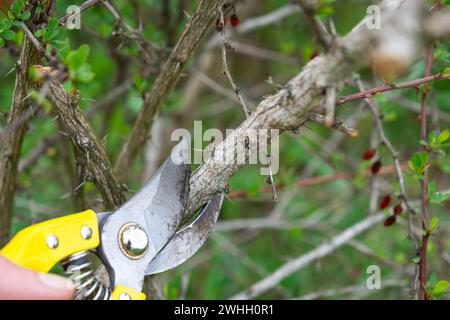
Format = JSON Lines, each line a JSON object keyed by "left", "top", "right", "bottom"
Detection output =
{"left": 265, "top": 155, "right": 279, "bottom": 203}
{"left": 325, "top": 86, "right": 336, "bottom": 127}
{"left": 308, "top": 113, "right": 358, "bottom": 137}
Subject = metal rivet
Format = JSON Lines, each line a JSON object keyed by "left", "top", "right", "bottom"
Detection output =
{"left": 119, "top": 292, "right": 131, "bottom": 300}
{"left": 80, "top": 225, "right": 92, "bottom": 240}
{"left": 46, "top": 234, "right": 59, "bottom": 249}
{"left": 118, "top": 223, "right": 149, "bottom": 259}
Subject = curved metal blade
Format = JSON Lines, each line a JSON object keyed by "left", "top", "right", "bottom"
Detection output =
{"left": 145, "top": 193, "right": 224, "bottom": 275}
{"left": 97, "top": 139, "right": 191, "bottom": 290}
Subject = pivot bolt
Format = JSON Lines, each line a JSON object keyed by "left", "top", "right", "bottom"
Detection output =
{"left": 118, "top": 223, "right": 149, "bottom": 259}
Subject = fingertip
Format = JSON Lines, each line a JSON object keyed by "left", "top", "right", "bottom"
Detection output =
{"left": 0, "top": 255, "right": 74, "bottom": 300}
{"left": 37, "top": 272, "right": 75, "bottom": 300}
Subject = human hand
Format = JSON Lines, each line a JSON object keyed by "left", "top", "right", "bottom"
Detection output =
{"left": 0, "top": 255, "right": 74, "bottom": 300}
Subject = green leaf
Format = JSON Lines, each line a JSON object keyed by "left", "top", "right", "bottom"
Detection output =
{"left": 1, "top": 29, "right": 14, "bottom": 40}
{"left": 11, "top": 0, "right": 25, "bottom": 17}
{"left": 132, "top": 74, "right": 148, "bottom": 93}
{"left": 20, "top": 11, "right": 31, "bottom": 21}
{"left": 428, "top": 181, "right": 437, "bottom": 198}
{"left": 0, "top": 20, "right": 13, "bottom": 30}
{"left": 420, "top": 139, "right": 428, "bottom": 147}
{"left": 317, "top": 4, "right": 334, "bottom": 17}
{"left": 431, "top": 280, "right": 449, "bottom": 296}
{"left": 431, "top": 191, "right": 450, "bottom": 204}
{"left": 428, "top": 272, "right": 438, "bottom": 288}
{"left": 434, "top": 47, "right": 445, "bottom": 59}
{"left": 47, "top": 17, "right": 58, "bottom": 33}
{"left": 35, "top": 18, "right": 61, "bottom": 43}
{"left": 0, "top": 37, "right": 5, "bottom": 48}
{"left": 46, "top": 18, "right": 60, "bottom": 40}
{"left": 427, "top": 217, "right": 439, "bottom": 233}
{"left": 408, "top": 151, "right": 429, "bottom": 175}
{"left": 64, "top": 45, "right": 95, "bottom": 84}
{"left": 133, "top": 74, "right": 143, "bottom": 88}
{"left": 75, "top": 65, "right": 94, "bottom": 82}
{"left": 438, "top": 129, "right": 450, "bottom": 144}
{"left": 35, "top": 28, "right": 45, "bottom": 37}
{"left": 66, "top": 44, "right": 90, "bottom": 67}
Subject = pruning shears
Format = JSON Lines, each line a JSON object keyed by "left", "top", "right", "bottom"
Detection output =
{"left": 0, "top": 140, "right": 224, "bottom": 300}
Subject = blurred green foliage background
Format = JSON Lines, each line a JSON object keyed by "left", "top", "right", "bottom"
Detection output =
{"left": 0, "top": 0, "right": 449, "bottom": 299}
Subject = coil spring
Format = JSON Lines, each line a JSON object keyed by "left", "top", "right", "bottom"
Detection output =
{"left": 62, "top": 251, "right": 110, "bottom": 300}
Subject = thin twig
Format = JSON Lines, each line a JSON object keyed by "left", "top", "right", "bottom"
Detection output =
{"left": 295, "top": 279, "right": 406, "bottom": 300}
{"left": 218, "top": 6, "right": 251, "bottom": 118}
{"left": 418, "top": 46, "right": 435, "bottom": 300}
{"left": 348, "top": 240, "right": 414, "bottom": 276}
{"left": 59, "top": 0, "right": 105, "bottom": 25}
{"left": 228, "top": 163, "right": 408, "bottom": 199}
{"left": 297, "top": 0, "right": 333, "bottom": 50}
{"left": 308, "top": 113, "right": 358, "bottom": 137}
{"left": 102, "top": 0, "right": 160, "bottom": 61}
{"left": 229, "top": 213, "right": 385, "bottom": 299}
{"left": 354, "top": 75, "right": 420, "bottom": 298}
{"left": 336, "top": 74, "right": 450, "bottom": 106}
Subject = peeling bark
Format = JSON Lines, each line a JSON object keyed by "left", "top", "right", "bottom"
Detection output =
{"left": 44, "top": 81, "right": 126, "bottom": 209}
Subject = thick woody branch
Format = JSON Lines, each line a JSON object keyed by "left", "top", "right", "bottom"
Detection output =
{"left": 40, "top": 70, "right": 166, "bottom": 298}
{"left": 186, "top": 0, "right": 446, "bottom": 215}
{"left": 114, "top": 0, "right": 221, "bottom": 180}
{"left": 41, "top": 74, "right": 126, "bottom": 209}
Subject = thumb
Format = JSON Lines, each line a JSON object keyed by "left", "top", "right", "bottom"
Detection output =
{"left": 0, "top": 255, "right": 74, "bottom": 300}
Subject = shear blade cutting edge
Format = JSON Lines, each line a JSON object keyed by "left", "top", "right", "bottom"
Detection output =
{"left": 97, "top": 139, "right": 191, "bottom": 290}
{"left": 145, "top": 192, "right": 224, "bottom": 275}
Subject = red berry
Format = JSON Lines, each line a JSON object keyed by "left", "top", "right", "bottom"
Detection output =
{"left": 309, "top": 49, "right": 319, "bottom": 61}
{"left": 379, "top": 195, "right": 392, "bottom": 210}
{"left": 393, "top": 204, "right": 403, "bottom": 215}
{"left": 384, "top": 215, "right": 397, "bottom": 227}
{"left": 215, "top": 18, "right": 224, "bottom": 32}
{"left": 362, "top": 148, "right": 376, "bottom": 160}
{"left": 230, "top": 14, "right": 240, "bottom": 27}
{"left": 371, "top": 160, "right": 382, "bottom": 175}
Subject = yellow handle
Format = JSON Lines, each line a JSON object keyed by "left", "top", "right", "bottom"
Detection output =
{"left": 111, "top": 285, "right": 146, "bottom": 300}
{"left": 0, "top": 210, "right": 99, "bottom": 273}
